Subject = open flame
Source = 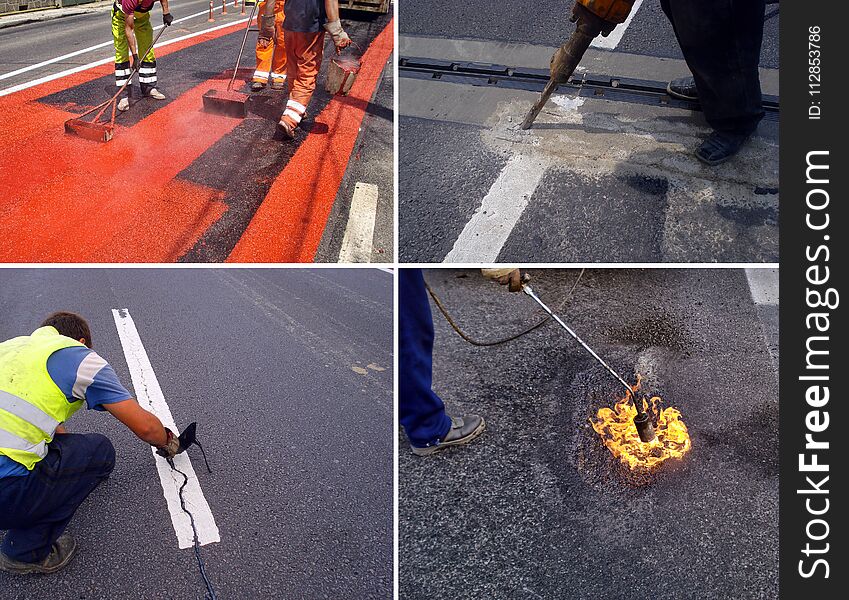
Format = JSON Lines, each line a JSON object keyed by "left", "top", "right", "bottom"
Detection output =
{"left": 590, "top": 377, "right": 691, "bottom": 470}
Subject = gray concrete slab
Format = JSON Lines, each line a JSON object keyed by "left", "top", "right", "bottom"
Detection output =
{"left": 399, "top": 268, "right": 779, "bottom": 600}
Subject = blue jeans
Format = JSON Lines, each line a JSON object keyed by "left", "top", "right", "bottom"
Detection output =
{"left": 399, "top": 270, "right": 452, "bottom": 448}
{"left": 0, "top": 433, "right": 115, "bottom": 563}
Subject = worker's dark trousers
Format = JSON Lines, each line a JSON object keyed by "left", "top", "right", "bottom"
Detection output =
{"left": 660, "top": 0, "right": 766, "bottom": 135}
{"left": 399, "top": 269, "right": 452, "bottom": 448}
{"left": 0, "top": 433, "right": 115, "bottom": 563}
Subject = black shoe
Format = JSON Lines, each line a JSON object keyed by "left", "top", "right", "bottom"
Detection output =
{"left": 411, "top": 414, "right": 486, "bottom": 456}
{"left": 250, "top": 81, "right": 266, "bottom": 92}
{"left": 667, "top": 76, "right": 699, "bottom": 101}
{"left": 276, "top": 119, "right": 296, "bottom": 139}
{"left": 695, "top": 130, "right": 751, "bottom": 166}
{"left": 0, "top": 534, "right": 77, "bottom": 575}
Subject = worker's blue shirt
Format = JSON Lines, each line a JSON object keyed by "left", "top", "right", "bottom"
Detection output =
{"left": 284, "top": 0, "right": 327, "bottom": 33}
{"left": 0, "top": 347, "right": 131, "bottom": 479}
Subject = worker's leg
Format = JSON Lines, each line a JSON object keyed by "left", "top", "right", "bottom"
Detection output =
{"left": 660, "top": 0, "right": 766, "bottom": 135}
{"left": 253, "top": 1, "right": 272, "bottom": 87}
{"left": 0, "top": 433, "right": 115, "bottom": 564}
{"left": 111, "top": 7, "right": 131, "bottom": 101}
{"left": 398, "top": 270, "right": 453, "bottom": 448}
{"left": 270, "top": 11, "right": 288, "bottom": 88}
{"left": 280, "top": 30, "right": 325, "bottom": 131}
{"left": 134, "top": 12, "right": 160, "bottom": 97}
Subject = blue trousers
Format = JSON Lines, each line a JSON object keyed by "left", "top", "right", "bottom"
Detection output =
{"left": 0, "top": 433, "right": 115, "bottom": 563}
{"left": 660, "top": 0, "right": 766, "bottom": 135}
{"left": 399, "top": 269, "right": 452, "bottom": 448}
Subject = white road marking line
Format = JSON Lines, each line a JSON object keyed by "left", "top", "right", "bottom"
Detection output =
{"left": 745, "top": 268, "right": 779, "bottom": 305}
{"left": 444, "top": 154, "right": 549, "bottom": 263}
{"left": 0, "top": 9, "right": 215, "bottom": 83}
{"left": 338, "top": 182, "right": 379, "bottom": 263}
{"left": 590, "top": 0, "right": 643, "bottom": 50}
{"left": 112, "top": 309, "right": 220, "bottom": 550}
{"left": 0, "top": 17, "right": 249, "bottom": 97}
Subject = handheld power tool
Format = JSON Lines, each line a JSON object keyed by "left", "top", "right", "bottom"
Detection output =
{"left": 521, "top": 0, "right": 637, "bottom": 130}
{"left": 522, "top": 284, "right": 656, "bottom": 443}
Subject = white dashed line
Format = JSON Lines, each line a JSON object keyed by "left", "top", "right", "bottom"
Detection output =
{"left": 338, "top": 182, "right": 380, "bottom": 263}
{"left": 444, "top": 153, "right": 549, "bottom": 263}
{"left": 112, "top": 309, "right": 220, "bottom": 550}
{"left": 590, "top": 0, "right": 644, "bottom": 50}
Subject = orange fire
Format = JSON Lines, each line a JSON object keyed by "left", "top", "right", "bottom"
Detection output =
{"left": 590, "top": 377, "right": 691, "bottom": 470}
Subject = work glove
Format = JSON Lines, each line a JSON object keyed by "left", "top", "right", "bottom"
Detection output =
{"left": 323, "top": 19, "right": 352, "bottom": 53}
{"left": 481, "top": 268, "right": 527, "bottom": 292}
{"left": 163, "top": 12, "right": 173, "bottom": 27}
{"left": 132, "top": 54, "right": 141, "bottom": 69}
{"left": 155, "top": 427, "right": 182, "bottom": 459}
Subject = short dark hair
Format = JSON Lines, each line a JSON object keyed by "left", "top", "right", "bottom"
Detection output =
{"left": 40, "top": 312, "right": 92, "bottom": 348}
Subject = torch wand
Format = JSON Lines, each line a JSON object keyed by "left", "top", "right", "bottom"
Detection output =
{"left": 522, "top": 284, "right": 657, "bottom": 443}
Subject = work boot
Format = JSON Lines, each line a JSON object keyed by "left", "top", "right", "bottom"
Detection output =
{"left": 695, "top": 130, "right": 751, "bottom": 166}
{"left": 667, "top": 76, "right": 699, "bottom": 101}
{"left": 411, "top": 414, "right": 486, "bottom": 457}
{"left": 117, "top": 97, "right": 130, "bottom": 112}
{"left": 147, "top": 88, "right": 166, "bottom": 100}
{"left": 251, "top": 81, "right": 266, "bottom": 92}
{"left": 0, "top": 534, "right": 77, "bottom": 575}
{"left": 276, "top": 118, "right": 296, "bottom": 139}
{"left": 270, "top": 79, "right": 286, "bottom": 91}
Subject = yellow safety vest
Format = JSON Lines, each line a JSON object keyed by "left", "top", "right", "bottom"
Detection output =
{"left": 0, "top": 326, "right": 86, "bottom": 470}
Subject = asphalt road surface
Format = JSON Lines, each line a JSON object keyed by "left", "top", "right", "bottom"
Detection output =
{"left": 0, "top": 268, "right": 393, "bottom": 599}
{"left": 398, "top": 0, "right": 779, "bottom": 263}
{"left": 0, "top": 3, "right": 394, "bottom": 263}
{"left": 399, "top": 268, "right": 779, "bottom": 599}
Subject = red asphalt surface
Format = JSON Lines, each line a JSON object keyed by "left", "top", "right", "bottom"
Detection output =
{"left": 0, "top": 19, "right": 394, "bottom": 263}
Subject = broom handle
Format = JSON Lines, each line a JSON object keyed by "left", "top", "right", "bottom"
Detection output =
{"left": 229, "top": 2, "right": 260, "bottom": 92}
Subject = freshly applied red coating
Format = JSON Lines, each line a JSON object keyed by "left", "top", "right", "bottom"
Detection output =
{"left": 226, "top": 18, "right": 394, "bottom": 263}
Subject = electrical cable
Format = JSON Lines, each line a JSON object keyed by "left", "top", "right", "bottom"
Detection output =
{"left": 167, "top": 440, "right": 216, "bottom": 600}
{"left": 424, "top": 269, "right": 585, "bottom": 347}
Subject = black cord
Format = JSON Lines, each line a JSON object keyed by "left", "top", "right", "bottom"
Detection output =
{"left": 424, "top": 269, "right": 585, "bottom": 347}
{"left": 168, "top": 457, "right": 217, "bottom": 600}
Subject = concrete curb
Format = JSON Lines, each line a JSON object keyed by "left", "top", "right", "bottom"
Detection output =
{"left": 0, "top": 0, "right": 110, "bottom": 30}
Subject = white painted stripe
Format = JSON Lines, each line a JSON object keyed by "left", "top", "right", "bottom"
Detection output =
{"left": 745, "top": 268, "right": 778, "bottom": 306}
{"left": 0, "top": 8, "right": 219, "bottom": 83}
{"left": 338, "top": 182, "right": 379, "bottom": 263}
{"left": 283, "top": 108, "right": 302, "bottom": 123}
{"left": 590, "top": 0, "right": 644, "bottom": 50}
{"left": 286, "top": 99, "right": 306, "bottom": 113}
{"left": 444, "top": 154, "right": 549, "bottom": 263}
{"left": 111, "top": 309, "right": 220, "bottom": 550}
{"left": 0, "top": 18, "right": 250, "bottom": 97}
{"left": 72, "top": 352, "right": 108, "bottom": 400}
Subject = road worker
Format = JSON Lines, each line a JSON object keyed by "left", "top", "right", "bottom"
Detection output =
{"left": 276, "top": 0, "right": 352, "bottom": 138}
{"left": 399, "top": 269, "right": 522, "bottom": 456}
{"left": 252, "top": 0, "right": 287, "bottom": 92}
{"left": 113, "top": 0, "right": 173, "bottom": 112}
{"left": 0, "top": 312, "right": 182, "bottom": 574}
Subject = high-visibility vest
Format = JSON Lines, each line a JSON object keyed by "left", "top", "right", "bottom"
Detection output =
{"left": 0, "top": 326, "right": 86, "bottom": 470}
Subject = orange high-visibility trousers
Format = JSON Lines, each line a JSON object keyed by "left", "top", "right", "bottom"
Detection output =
{"left": 280, "top": 29, "right": 325, "bottom": 130}
{"left": 253, "top": 0, "right": 286, "bottom": 85}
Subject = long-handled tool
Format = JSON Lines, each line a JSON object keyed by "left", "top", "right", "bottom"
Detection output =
{"left": 520, "top": 0, "right": 636, "bottom": 130}
{"left": 202, "top": 1, "right": 260, "bottom": 118}
{"left": 64, "top": 24, "right": 170, "bottom": 142}
{"left": 522, "top": 284, "right": 657, "bottom": 443}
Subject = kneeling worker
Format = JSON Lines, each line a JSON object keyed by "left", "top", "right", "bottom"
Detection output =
{"left": 0, "top": 312, "right": 182, "bottom": 574}
{"left": 277, "top": 0, "right": 352, "bottom": 138}
{"left": 113, "top": 0, "right": 173, "bottom": 111}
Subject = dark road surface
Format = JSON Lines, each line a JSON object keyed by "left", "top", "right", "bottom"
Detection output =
{"left": 399, "top": 268, "right": 778, "bottom": 599}
{"left": 0, "top": 268, "right": 393, "bottom": 599}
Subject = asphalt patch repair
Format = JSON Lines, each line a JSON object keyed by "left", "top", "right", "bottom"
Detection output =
{"left": 399, "top": 269, "right": 778, "bottom": 599}
{"left": 0, "top": 12, "right": 393, "bottom": 262}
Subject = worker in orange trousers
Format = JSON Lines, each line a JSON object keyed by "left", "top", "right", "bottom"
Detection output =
{"left": 252, "top": 0, "right": 287, "bottom": 91}
{"left": 277, "top": 0, "right": 351, "bottom": 138}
